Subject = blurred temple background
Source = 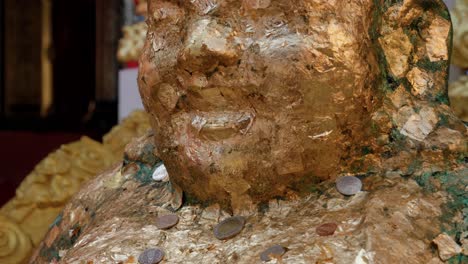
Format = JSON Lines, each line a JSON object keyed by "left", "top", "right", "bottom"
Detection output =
{"left": 0, "top": 0, "right": 147, "bottom": 205}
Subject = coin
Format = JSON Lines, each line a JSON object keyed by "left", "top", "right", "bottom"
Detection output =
{"left": 155, "top": 214, "right": 179, "bottom": 230}
{"left": 213, "top": 216, "right": 245, "bottom": 240}
{"left": 138, "top": 248, "right": 164, "bottom": 264}
{"left": 336, "top": 176, "right": 362, "bottom": 195}
{"left": 315, "top": 222, "right": 338, "bottom": 236}
{"left": 260, "top": 245, "right": 286, "bottom": 262}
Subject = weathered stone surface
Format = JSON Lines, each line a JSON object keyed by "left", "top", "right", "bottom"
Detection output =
{"left": 30, "top": 169, "right": 456, "bottom": 263}
{"left": 259, "top": 245, "right": 286, "bottom": 262}
{"left": 379, "top": 28, "right": 413, "bottom": 78}
{"left": 28, "top": 1, "right": 467, "bottom": 264}
{"left": 389, "top": 85, "right": 411, "bottom": 109}
{"left": 425, "top": 16, "right": 451, "bottom": 62}
{"left": 433, "top": 233, "right": 462, "bottom": 261}
{"left": 400, "top": 106, "right": 438, "bottom": 141}
{"left": 139, "top": 0, "right": 382, "bottom": 206}
{"left": 399, "top": 0, "right": 423, "bottom": 27}
{"left": 406, "top": 67, "right": 433, "bottom": 96}
{"left": 461, "top": 231, "right": 468, "bottom": 256}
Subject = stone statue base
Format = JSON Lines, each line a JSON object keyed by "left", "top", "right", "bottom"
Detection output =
{"left": 30, "top": 133, "right": 467, "bottom": 263}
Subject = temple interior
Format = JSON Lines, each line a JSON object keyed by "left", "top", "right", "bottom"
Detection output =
{"left": 0, "top": 0, "right": 466, "bottom": 263}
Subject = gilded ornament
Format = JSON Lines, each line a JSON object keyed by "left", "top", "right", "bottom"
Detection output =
{"left": 0, "top": 111, "right": 150, "bottom": 263}
{"left": 0, "top": 214, "right": 32, "bottom": 264}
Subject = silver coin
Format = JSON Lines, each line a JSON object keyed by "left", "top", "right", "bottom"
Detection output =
{"left": 336, "top": 176, "right": 362, "bottom": 195}
{"left": 260, "top": 245, "right": 286, "bottom": 262}
{"left": 138, "top": 248, "right": 164, "bottom": 264}
{"left": 213, "top": 216, "right": 245, "bottom": 240}
{"left": 155, "top": 214, "right": 179, "bottom": 230}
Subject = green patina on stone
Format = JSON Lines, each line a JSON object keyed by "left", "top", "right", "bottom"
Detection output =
{"left": 400, "top": 77, "right": 412, "bottom": 93}
{"left": 140, "top": 143, "right": 159, "bottom": 165}
{"left": 420, "top": 0, "right": 451, "bottom": 21}
{"left": 183, "top": 192, "right": 212, "bottom": 208}
{"left": 124, "top": 142, "right": 162, "bottom": 185}
{"left": 49, "top": 212, "right": 63, "bottom": 229}
{"left": 417, "top": 57, "right": 448, "bottom": 73}
{"left": 448, "top": 255, "right": 468, "bottom": 264}
{"left": 123, "top": 141, "right": 161, "bottom": 167}
{"left": 437, "top": 113, "right": 450, "bottom": 127}
{"left": 415, "top": 169, "right": 468, "bottom": 263}
{"left": 289, "top": 172, "right": 324, "bottom": 195}
{"left": 382, "top": 0, "right": 404, "bottom": 12}
{"left": 40, "top": 223, "right": 83, "bottom": 262}
{"left": 257, "top": 202, "right": 269, "bottom": 214}
{"left": 457, "top": 154, "right": 467, "bottom": 164}
{"left": 371, "top": 0, "right": 396, "bottom": 95}
{"left": 39, "top": 246, "right": 60, "bottom": 262}
{"left": 408, "top": 16, "right": 424, "bottom": 32}
{"left": 403, "top": 27, "right": 419, "bottom": 46}
{"left": 389, "top": 128, "right": 407, "bottom": 151}
{"left": 406, "top": 158, "right": 423, "bottom": 175}
{"left": 133, "top": 161, "right": 162, "bottom": 185}
{"left": 435, "top": 92, "right": 450, "bottom": 105}
{"left": 370, "top": 121, "right": 379, "bottom": 135}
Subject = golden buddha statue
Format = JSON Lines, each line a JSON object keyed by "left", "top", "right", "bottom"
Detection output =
{"left": 6, "top": 0, "right": 468, "bottom": 263}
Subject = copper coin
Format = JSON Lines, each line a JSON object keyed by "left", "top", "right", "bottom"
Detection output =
{"left": 213, "top": 216, "right": 245, "bottom": 240}
{"left": 336, "top": 176, "right": 362, "bottom": 195}
{"left": 138, "top": 248, "right": 164, "bottom": 264}
{"left": 260, "top": 245, "right": 286, "bottom": 262}
{"left": 155, "top": 214, "right": 179, "bottom": 230}
{"left": 315, "top": 222, "right": 338, "bottom": 236}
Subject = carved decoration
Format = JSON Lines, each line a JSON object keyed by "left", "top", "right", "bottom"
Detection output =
{"left": 0, "top": 111, "right": 150, "bottom": 263}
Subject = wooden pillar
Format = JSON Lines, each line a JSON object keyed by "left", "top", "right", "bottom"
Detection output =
{"left": 0, "top": 1, "right": 4, "bottom": 116}
{"left": 41, "top": 0, "right": 53, "bottom": 117}
{"left": 4, "top": 0, "right": 43, "bottom": 117}
{"left": 95, "top": 0, "right": 120, "bottom": 102}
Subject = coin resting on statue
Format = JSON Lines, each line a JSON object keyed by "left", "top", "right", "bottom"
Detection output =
{"left": 31, "top": 0, "right": 467, "bottom": 263}
{"left": 155, "top": 214, "right": 179, "bottom": 230}
{"left": 138, "top": 248, "right": 164, "bottom": 264}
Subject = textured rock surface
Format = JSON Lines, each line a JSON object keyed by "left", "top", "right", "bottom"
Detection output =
{"left": 139, "top": 0, "right": 380, "bottom": 206}
{"left": 28, "top": 140, "right": 463, "bottom": 263}
{"left": 138, "top": 0, "right": 465, "bottom": 209}
{"left": 433, "top": 233, "right": 463, "bottom": 261}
